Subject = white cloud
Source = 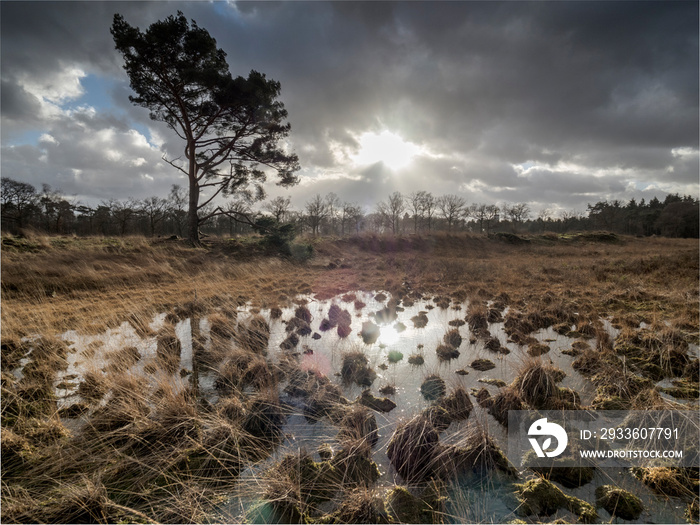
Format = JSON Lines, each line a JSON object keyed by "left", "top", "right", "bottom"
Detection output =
{"left": 38, "top": 133, "right": 58, "bottom": 145}
{"left": 20, "top": 65, "right": 86, "bottom": 104}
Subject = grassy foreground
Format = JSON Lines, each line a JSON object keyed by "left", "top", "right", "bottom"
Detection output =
{"left": 1, "top": 231, "right": 698, "bottom": 523}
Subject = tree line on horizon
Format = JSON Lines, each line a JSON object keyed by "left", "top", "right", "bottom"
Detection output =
{"left": 2, "top": 176, "right": 698, "bottom": 239}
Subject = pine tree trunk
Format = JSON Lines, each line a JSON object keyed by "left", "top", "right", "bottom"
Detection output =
{"left": 187, "top": 149, "right": 200, "bottom": 246}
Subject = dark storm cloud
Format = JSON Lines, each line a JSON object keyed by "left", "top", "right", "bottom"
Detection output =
{"left": 1, "top": 1, "right": 697, "bottom": 211}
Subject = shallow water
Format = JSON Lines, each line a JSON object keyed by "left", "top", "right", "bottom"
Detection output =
{"left": 14, "top": 290, "right": 697, "bottom": 523}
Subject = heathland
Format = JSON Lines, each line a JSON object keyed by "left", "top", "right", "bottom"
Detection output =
{"left": 1, "top": 231, "right": 698, "bottom": 523}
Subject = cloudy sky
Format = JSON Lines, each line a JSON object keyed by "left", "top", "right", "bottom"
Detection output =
{"left": 2, "top": 1, "right": 698, "bottom": 216}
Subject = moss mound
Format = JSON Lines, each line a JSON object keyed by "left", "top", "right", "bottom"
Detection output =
{"left": 516, "top": 477, "right": 597, "bottom": 522}
{"left": 385, "top": 486, "right": 432, "bottom": 524}
{"left": 421, "top": 375, "right": 446, "bottom": 401}
{"left": 471, "top": 358, "right": 495, "bottom": 371}
{"left": 595, "top": 485, "right": 644, "bottom": 521}
{"left": 331, "top": 442, "right": 381, "bottom": 487}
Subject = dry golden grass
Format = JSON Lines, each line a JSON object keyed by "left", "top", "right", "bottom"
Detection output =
{"left": 2, "top": 233, "right": 698, "bottom": 339}
{"left": 1, "top": 231, "right": 698, "bottom": 523}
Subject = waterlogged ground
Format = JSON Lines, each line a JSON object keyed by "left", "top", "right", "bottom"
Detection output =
{"left": 12, "top": 290, "right": 699, "bottom": 523}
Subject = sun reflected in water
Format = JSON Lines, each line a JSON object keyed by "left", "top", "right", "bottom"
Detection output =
{"left": 378, "top": 324, "right": 400, "bottom": 346}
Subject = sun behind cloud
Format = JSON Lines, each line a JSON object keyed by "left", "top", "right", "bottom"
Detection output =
{"left": 352, "top": 130, "right": 423, "bottom": 171}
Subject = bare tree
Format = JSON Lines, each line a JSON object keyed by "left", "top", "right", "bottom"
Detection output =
{"left": 472, "top": 204, "right": 501, "bottom": 234}
{"left": 502, "top": 202, "right": 531, "bottom": 232}
{"left": 470, "top": 203, "right": 488, "bottom": 233}
{"left": 140, "top": 196, "right": 169, "bottom": 236}
{"left": 325, "top": 192, "right": 341, "bottom": 235}
{"left": 263, "top": 196, "right": 292, "bottom": 223}
{"left": 377, "top": 191, "right": 405, "bottom": 234}
{"left": 437, "top": 194, "right": 466, "bottom": 231}
{"left": 408, "top": 191, "right": 426, "bottom": 233}
{"left": 107, "top": 198, "right": 137, "bottom": 235}
{"left": 167, "top": 185, "right": 188, "bottom": 237}
{"left": 340, "top": 202, "right": 363, "bottom": 236}
{"left": 39, "top": 184, "right": 74, "bottom": 234}
{"left": 420, "top": 191, "right": 436, "bottom": 232}
{"left": 305, "top": 194, "right": 328, "bottom": 236}
{"left": 225, "top": 199, "right": 252, "bottom": 236}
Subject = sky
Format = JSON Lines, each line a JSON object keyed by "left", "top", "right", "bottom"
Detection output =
{"left": 1, "top": 1, "right": 698, "bottom": 216}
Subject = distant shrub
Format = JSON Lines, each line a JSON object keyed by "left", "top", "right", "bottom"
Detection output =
{"left": 253, "top": 216, "right": 313, "bottom": 262}
{"left": 289, "top": 242, "right": 314, "bottom": 262}
{"left": 253, "top": 217, "right": 296, "bottom": 252}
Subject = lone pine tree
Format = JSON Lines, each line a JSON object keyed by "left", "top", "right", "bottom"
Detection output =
{"left": 111, "top": 11, "right": 300, "bottom": 245}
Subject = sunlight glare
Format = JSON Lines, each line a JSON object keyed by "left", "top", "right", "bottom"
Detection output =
{"left": 378, "top": 324, "right": 401, "bottom": 345}
{"left": 353, "top": 130, "right": 422, "bottom": 170}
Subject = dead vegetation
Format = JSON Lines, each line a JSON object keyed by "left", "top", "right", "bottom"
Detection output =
{"left": 1, "top": 232, "right": 698, "bottom": 523}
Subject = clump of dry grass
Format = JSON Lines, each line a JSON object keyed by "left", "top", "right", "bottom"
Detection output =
{"left": 338, "top": 405, "right": 379, "bottom": 449}
{"left": 436, "top": 343, "right": 460, "bottom": 361}
{"left": 512, "top": 360, "right": 567, "bottom": 409}
{"left": 437, "top": 386, "right": 473, "bottom": 422}
{"left": 1, "top": 428, "right": 34, "bottom": 480}
{"left": 341, "top": 350, "right": 377, "bottom": 387}
{"left": 387, "top": 414, "right": 441, "bottom": 483}
{"left": 87, "top": 377, "right": 150, "bottom": 435}
{"left": 632, "top": 467, "right": 699, "bottom": 499}
{"left": 77, "top": 370, "right": 107, "bottom": 401}
{"left": 330, "top": 439, "right": 381, "bottom": 488}
{"left": 155, "top": 325, "right": 181, "bottom": 373}
{"left": 105, "top": 345, "right": 141, "bottom": 374}
{"left": 471, "top": 358, "right": 495, "bottom": 371}
{"left": 481, "top": 386, "right": 525, "bottom": 427}
{"left": 260, "top": 450, "right": 339, "bottom": 516}
{"left": 308, "top": 486, "right": 389, "bottom": 523}
{"left": 208, "top": 312, "right": 236, "bottom": 339}
{"left": 235, "top": 314, "right": 271, "bottom": 354}
{"left": 240, "top": 389, "right": 287, "bottom": 453}
{"left": 437, "top": 424, "right": 517, "bottom": 478}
